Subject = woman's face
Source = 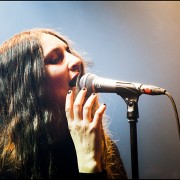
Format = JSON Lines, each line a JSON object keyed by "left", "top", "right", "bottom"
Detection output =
{"left": 40, "top": 33, "right": 82, "bottom": 106}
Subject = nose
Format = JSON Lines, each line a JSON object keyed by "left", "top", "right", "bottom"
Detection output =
{"left": 68, "top": 54, "right": 82, "bottom": 72}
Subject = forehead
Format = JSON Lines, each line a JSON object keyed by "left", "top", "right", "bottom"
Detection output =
{"left": 40, "top": 33, "right": 67, "bottom": 57}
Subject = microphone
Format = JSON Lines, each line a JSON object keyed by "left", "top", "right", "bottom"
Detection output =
{"left": 79, "top": 73, "right": 166, "bottom": 96}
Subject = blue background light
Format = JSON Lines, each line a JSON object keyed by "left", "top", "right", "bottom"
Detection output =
{"left": 0, "top": 1, "right": 180, "bottom": 178}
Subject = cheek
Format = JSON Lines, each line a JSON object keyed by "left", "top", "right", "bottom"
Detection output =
{"left": 46, "top": 65, "right": 67, "bottom": 83}
{"left": 46, "top": 65, "right": 65, "bottom": 77}
{"left": 45, "top": 66, "right": 69, "bottom": 100}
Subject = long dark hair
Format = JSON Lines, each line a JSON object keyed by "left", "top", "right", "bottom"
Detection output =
{"left": 0, "top": 29, "right": 78, "bottom": 178}
{"left": 0, "top": 28, "right": 127, "bottom": 179}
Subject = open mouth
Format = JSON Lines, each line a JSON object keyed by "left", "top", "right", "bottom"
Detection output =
{"left": 69, "top": 74, "right": 80, "bottom": 87}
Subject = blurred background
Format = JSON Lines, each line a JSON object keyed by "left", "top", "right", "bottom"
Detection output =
{"left": 0, "top": 1, "right": 180, "bottom": 179}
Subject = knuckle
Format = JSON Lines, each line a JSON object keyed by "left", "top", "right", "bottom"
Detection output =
{"left": 95, "top": 110, "right": 103, "bottom": 117}
{"left": 83, "top": 104, "right": 90, "bottom": 111}
{"left": 65, "top": 108, "right": 71, "bottom": 113}
{"left": 73, "top": 103, "right": 81, "bottom": 110}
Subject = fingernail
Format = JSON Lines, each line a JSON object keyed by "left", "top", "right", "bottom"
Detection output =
{"left": 68, "top": 90, "right": 72, "bottom": 94}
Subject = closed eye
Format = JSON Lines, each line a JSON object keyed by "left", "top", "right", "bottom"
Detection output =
{"left": 49, "top": 57, "right": 61, "bottom": 64}
{"left": 44, "top": 45, "right": 71, "bottom": 65}
{"left": 44, "top": 50, "right": 64, "bottom": 65}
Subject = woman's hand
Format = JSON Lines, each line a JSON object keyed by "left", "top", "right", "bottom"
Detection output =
{"left": 65, "top": 88, "right": 106, "bottom": 173}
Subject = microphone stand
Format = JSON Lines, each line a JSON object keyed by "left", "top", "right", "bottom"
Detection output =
{"left": 117, "top": 93, "right": 140, "bottom": 180}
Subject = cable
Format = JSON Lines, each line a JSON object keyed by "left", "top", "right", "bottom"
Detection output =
{"left": 165, "top": 92, "right": 180, "bottom": 142}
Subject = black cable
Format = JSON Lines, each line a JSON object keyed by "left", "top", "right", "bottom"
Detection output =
{"left": 165, "top": 92, "right": 180, "bottom": 142}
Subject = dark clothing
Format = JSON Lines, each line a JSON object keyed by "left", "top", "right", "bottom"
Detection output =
{"left": 0, "top": 138, "right": 107, "bottom": 179}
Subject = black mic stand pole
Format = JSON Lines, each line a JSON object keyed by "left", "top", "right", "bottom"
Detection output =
{"left": 118, "top": 93, "right": 140, "bottom": 180}
{"left": 127, "top": 99, "right": 139, "bottom": 179}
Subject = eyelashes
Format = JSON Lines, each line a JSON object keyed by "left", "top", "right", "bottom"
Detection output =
{"left": 44, "top": 51, "right": 64, "bottom": 65}
{"left": 44, "top": 45, "right": 72, "bottom": 65}
{"left": 50, "top": 54, "right": 64, "bottom": 64}
{"left": 49, "top": 58, "right": 62, "bottom": 64}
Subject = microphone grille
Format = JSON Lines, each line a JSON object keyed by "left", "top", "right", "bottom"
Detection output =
{"left": 79, "top": 73, "right": 97, "bottom": 96}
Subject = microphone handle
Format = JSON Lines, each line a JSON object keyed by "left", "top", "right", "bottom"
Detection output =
{"left": 93, "top": 78, "right": 141, "bottom": 95}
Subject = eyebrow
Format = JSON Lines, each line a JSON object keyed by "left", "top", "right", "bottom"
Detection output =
{"left": 44, "top": 48, "right": 59, "bottom": 58}
{"left": 44, "top": 43, "right": 69, "bottom": 59}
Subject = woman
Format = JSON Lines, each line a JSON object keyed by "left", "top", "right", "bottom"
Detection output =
{"left": 0, "top": 28, "right": 127, "bottom": 179}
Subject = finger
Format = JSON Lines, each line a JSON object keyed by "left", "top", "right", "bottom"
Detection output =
{"left": 92, "top": 103, "right": 106, "bottom": 127}
{"left": 83, "top": 92, "right": 98, "bottom": 122}
{"left": 65, "top": 89, "right": 74, "bottom": 122}
{"left": 73, "top": 87, "right": 87, "bottom": 120}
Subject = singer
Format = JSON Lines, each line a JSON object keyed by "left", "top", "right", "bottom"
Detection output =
{"left": 0, "top": 28, "right": 127, "bottom": 179}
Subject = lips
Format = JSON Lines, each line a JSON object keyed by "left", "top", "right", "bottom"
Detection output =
{"left": 69, "top": 73, "right": 80, "bottom": 87}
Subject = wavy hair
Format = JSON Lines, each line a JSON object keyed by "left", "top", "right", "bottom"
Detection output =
{"left": 0, "top": 28, "right": 127, "bottom": 179}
